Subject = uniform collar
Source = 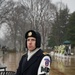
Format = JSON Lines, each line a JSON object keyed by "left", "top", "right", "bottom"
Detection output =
{"left": 27, "top": 48, "right": 40, "bottom": 61}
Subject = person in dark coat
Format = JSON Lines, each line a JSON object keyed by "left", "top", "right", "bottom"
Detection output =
{"left": 15, "top": 30, "right": 51, "bottom": 75}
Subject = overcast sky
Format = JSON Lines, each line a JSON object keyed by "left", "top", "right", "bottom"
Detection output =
{"left": 52, "top": 0, "right": 75, "bottom": 13}
{"left": 0, "top": 25, "right": 6, "bottom": 39}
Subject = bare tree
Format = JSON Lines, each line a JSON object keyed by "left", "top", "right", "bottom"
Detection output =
{"left": 0, "top": 0, "right": 6, "bottom": 27}
{"left": 21, "top": 0, "right": 56, "bottom": 50}
{"left": 29, "top": 0, "right": 56, "bottom": 49}
{"left": 0, "top": 0, "right": 56, "bottom": 51}
{"left": 0, "top": 0, "right": 30, "bottom": 51}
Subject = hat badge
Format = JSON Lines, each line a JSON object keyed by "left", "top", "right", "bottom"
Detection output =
{"left": 28, "top": 32, "right": 32, "bottom": 36}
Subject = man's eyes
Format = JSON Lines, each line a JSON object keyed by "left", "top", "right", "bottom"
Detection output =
{"left": 27, "top": 39, "right": 36, "bottom": 41}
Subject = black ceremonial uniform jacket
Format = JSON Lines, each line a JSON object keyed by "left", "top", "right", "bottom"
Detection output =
{"left": 15, "top": 49, "right": 45, "bottom": 75}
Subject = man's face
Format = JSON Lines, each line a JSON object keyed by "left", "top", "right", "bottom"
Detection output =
{"left": 27, "top": 37, "right": 36, "bottom": 52}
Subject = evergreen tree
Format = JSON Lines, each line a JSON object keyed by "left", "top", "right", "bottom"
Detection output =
{"left": 67, "top": 12, "right": 75, "bottom": 47}
{"left": 48, "top": 6, "right": 69, "bottom": 47}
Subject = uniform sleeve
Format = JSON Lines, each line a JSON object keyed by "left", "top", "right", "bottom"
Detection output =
{"left": 37, "top": 56, "right": 51, "bottom": 75}
{"left": 15, "top": 55, "right": 25, "bottom": 75}
{"left": 15, "top": 58, "right": 23, "bottom": 75}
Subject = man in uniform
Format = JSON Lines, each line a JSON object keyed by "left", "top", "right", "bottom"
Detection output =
{"left": 15, "top": 30, "right": 51, "bottom": 75}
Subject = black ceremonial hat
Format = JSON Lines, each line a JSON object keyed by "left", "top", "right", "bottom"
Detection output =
{"left": 25, "top": 30, "right": 37, "bottom": 39}
{"left": 25, "top": 30, "right": 41, "bottom": 48}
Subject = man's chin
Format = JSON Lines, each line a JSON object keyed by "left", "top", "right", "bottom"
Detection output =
{"left": 28, "top": 48, "right": 36, "bottom": 52}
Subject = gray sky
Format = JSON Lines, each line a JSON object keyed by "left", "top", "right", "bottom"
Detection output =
{"left": 52, "top": 0, "right": 75, "bottom": 13}
{"left": 0, "top": 25, "right": 6, "bottom": 39}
